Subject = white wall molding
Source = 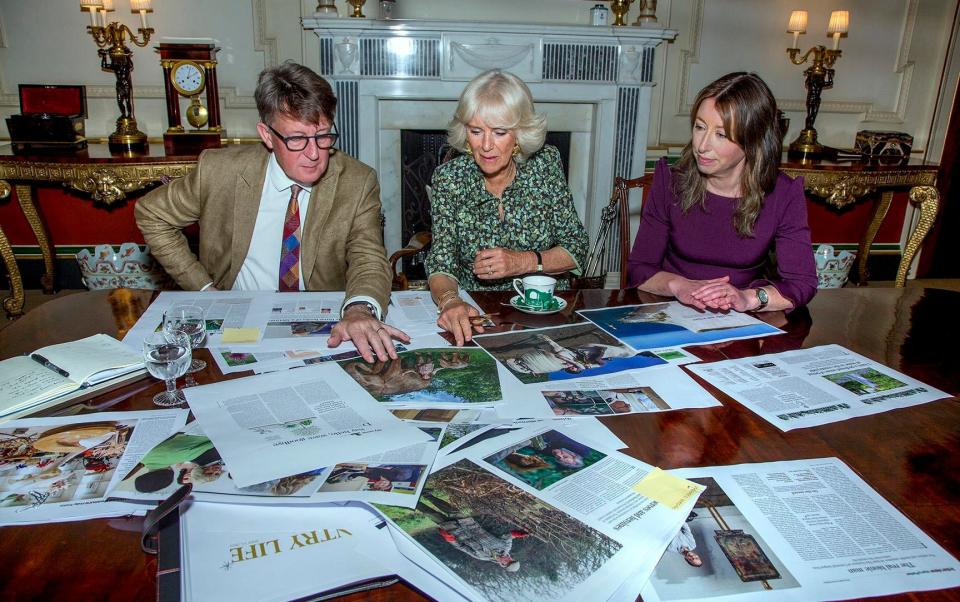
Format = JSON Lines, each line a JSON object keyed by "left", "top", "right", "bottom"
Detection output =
{"left": 252, "top": 0, "right": 279, "bottom": 68}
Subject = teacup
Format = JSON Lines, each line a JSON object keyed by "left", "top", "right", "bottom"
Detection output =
{"left": 512, "top": 275, "right": 558, "bottom": 309}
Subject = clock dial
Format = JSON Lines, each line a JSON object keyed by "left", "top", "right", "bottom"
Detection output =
{"left": 171, "top": 61, "right": 205, "bottom": 96}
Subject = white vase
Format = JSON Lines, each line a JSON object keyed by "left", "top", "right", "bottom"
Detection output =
{"left": 336, "top": 37, "right": 358, "bottom": 73}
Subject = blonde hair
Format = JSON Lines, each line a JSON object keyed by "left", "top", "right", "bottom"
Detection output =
{"left": 447, "top": 70, "right": 547, "bottom": 162}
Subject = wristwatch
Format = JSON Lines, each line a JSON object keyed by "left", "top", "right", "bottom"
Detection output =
{"left": 534, "top": 251, "right": 543, "bottom": 273}
{"left": 343, "top": 301, "right": 377, "bottom": 317}
{"left": 754, "top": 288, "right": 769, "bottom": 311}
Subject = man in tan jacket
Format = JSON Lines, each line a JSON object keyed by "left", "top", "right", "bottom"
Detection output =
{"left": 136, "top": 61, "right": 408, "bottom": 362}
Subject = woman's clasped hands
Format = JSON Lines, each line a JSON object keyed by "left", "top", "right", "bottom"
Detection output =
{"left": 670, "top": 275, "right": 754, "bottom": 312}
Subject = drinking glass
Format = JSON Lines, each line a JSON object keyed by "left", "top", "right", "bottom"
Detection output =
{"left": 143, "top": 331, "right": 192, "bottom": 407}
{"left": 163, "top": 304, "right": 207, "bottom": 373}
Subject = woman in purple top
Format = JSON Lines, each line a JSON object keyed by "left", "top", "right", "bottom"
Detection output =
{"left": 627, "top": 72, "right": 817, "bottom": 312}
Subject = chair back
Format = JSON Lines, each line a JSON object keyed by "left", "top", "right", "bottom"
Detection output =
{"left": 578, "top": 174, "right": 652, "bottom": 289}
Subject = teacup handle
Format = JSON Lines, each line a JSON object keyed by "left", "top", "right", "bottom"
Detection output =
{"left": 512, "top": 279, "right": 524, "bottom": 298}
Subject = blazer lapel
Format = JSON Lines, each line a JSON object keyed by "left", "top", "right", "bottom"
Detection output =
{"left": 229, "top": 149, "right": 270, "bottom": 284}
{"left": 300, "top": 154, "right": 342, "bottom": 285}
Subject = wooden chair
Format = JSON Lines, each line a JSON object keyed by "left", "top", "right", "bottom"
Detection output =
{"left": 389, "top": 231, "right": 432, "bottom": 290}
{"left": 578, "top": 173, "right": 653, "bottom": 289}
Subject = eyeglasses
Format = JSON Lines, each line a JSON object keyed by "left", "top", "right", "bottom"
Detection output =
{"left": 266, "top": 122, "right": 339, "bottom": 151}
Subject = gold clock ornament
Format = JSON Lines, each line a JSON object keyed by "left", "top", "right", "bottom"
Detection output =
{"left": 156, "top": 42, "right": 223, "bottom": 154}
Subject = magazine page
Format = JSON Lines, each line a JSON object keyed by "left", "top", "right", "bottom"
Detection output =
{"left": 184, "top": 363, "right": 431, "bottom": 487}
{"left": 210, "top": 345, "right": 376, "bottom": 375}
{"left": 640, "top": 458, "right": 960, "bottom": 602}
{"left": 123, "top": 290, "right": 277, "bottom": 350}
{"left": 578, "top": 302, "right": 783, "bottom": 352}
{"left": 337, "top": 346, "right": 504, "bottom": 409}
{"left": 179, "top": 501, "right": 400, "bottom": 602}
{"left": 313, "top": 424, "right": 446, "bottom": 508}
{"left": 496, "top": 364, "right": 721, "bottom": 418}
{"left": 0, "top": 409, "right": 187, "bottom": 525}
{"left": 386, "top": 290, "right": 481, "bottom": 336}
{"left": 256, "top": 292, "right": 345, "bottom": 343}
{"left": 687, "top": 344, "right": 951, "bottom": 431}
{"left": 375, "top": 424, "right": 701, "bottom": 602}
{"left": 110, "top": 420, "right": 327, "bottom": 504}
{"left": 473, "top": 323, "right": 668, "bottom": 386}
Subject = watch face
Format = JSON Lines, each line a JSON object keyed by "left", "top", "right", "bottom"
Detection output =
{"left": 757, "top": 288, "right": 769, "bottom": 304}
{"left": 171, "top": 61, "right": 204, "bottom": 96}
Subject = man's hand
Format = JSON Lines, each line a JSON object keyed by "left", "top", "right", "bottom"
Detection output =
{"left": 474, "top": 248, "right": 532, "bottom": 280}
{"left": 328, "top": 304, "right": 411, "bottom": 363}
{"left": 437, "top": 300, "right": 484, "bottom": 346}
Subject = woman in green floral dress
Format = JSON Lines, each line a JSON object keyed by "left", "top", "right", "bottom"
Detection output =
{"left": 426, "top": 70, "right": 589, "bottom": 346}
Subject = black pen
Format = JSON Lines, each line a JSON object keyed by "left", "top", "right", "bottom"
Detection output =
{"left": 30, "top": 353, "right": 70, "bottom": 378}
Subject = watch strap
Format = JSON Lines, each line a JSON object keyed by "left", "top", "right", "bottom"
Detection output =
{"left": 534, "top": 251, "right": 543, "bottom": 273}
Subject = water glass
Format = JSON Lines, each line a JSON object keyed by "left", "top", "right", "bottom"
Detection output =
{"left": 164, "top": 304, "right": 207, "bottom": 373}
{"left": 144, "top": 331, "right": 192, "bottom": 407}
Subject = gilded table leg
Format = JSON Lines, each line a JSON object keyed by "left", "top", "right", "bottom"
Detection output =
{"left": 853, "top": 190, "right": 894, "bottom": 286}
{"left": 895, "top": 185, "right": 939, "bottom": 288}
{"left": 15, "top": 184, "right": 55, "bottom": 294}
{"left": 0, "top": 221, "right": 25, "bottom": 319}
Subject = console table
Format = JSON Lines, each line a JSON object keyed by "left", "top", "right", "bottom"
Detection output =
{"left": 780, "top": 154, "right": 939, "bottom": 288}
{"left": 0, "top": 143, "right": 199, "bottom": 317}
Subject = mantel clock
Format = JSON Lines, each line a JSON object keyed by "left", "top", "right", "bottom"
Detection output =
{"left": 156, "top": 42, "right": 223, "bottom": 155}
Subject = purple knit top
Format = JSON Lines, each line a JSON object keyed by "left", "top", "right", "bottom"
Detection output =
{"left": 627, "top": 158, "right": 818, "bottom": 308}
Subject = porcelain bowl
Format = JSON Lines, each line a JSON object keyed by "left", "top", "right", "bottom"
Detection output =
{"left": 814, "top": 244, "right": 856, "bottom": 289}
{"left": 76, "top": 243, "right": 174, "bottom": 290}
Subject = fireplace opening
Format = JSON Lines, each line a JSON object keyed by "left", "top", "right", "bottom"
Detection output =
{"left": 398, "top": 129, "right": 572, "bottom": 281}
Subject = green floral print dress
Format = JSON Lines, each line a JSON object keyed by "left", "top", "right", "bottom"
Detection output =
{"left": 425, "top": 145, "right": 589, "bottom": 291}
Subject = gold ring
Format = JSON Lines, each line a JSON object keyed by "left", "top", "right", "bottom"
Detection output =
{"left": 375, "top": 326, "right": 385, "bottom": 333}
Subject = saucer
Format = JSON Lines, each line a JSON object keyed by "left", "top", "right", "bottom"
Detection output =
{"left": 509, "top": 295, "right": 567, "bottom": 315}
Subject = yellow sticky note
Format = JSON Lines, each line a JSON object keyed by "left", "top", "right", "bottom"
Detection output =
{"left": 632, "top": 468, "right": 703, "bottom": 510}
{"left": 220, "top": 328, "right": 261, "bottom": 343}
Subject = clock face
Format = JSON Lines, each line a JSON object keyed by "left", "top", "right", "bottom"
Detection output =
{"left": 171, "top": 61, "right": 205, "bottom": 96}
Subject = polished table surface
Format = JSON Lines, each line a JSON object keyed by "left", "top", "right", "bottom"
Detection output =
{"left": 0, "top": 287, "right": 958, "bottom": 601}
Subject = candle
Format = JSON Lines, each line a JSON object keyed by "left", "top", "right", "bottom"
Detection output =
{"left": 827, "top": 10, "right": 849, "bottom": 51}
{"left": 130, "top": 0, "right": 151, "bottom": 28}
{"left": 787, "top": 10, "right": 807, "bottom": 49}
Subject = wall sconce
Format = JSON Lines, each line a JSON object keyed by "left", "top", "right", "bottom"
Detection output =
{"left": 786, "top": 9, "right": 849, "bottom": 158}
{"left": 80, "top": 0, "right": 155, "bottom": 153}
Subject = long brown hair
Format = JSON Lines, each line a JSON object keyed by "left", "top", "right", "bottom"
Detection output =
{"left": 673, "top": 72, "right": 782, "bottom": 237}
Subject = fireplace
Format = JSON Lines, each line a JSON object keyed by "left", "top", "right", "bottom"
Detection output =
{"left": 303, "top": 17, "right": 676, "bottom": 278}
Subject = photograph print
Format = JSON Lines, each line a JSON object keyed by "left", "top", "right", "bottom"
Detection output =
{"left": 543, "top": 386, "right": 670, "bottom": 416}
{"left": 473, "top": 323, "right": 666, "bottom": 385}
{"left": 483, "top": 430, "right": 606, "bottom": 490}
{"left": 579, "top": 303, "right": 780, "bottom": 352}
{"left": 1, "top": 420, "right": 136, "bottom": 509}
{"left": 339, "top": 348, "right": 502, "bottom": 405}
{"left": 822, "top": 368, "right": 907, "bottom": 396}
{"left": 377, "top": 459, "right": 623, "bottom": 602}
{"left": 647, "top": 477, "right": 799, "bottom": 600}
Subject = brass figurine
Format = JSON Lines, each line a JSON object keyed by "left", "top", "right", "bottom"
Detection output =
{"left": 87, "top": 20, "right": 154, "bottom": 153}
{"left": 786, "top": 44, "right": 841, "bottom": 158}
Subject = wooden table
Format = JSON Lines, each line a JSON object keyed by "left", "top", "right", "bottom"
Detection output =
{"left": 780, "top": 154, "right": 940, "bottom": 288}
{"left": 0, "top": 287, "right": 958, "bottom": 601}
